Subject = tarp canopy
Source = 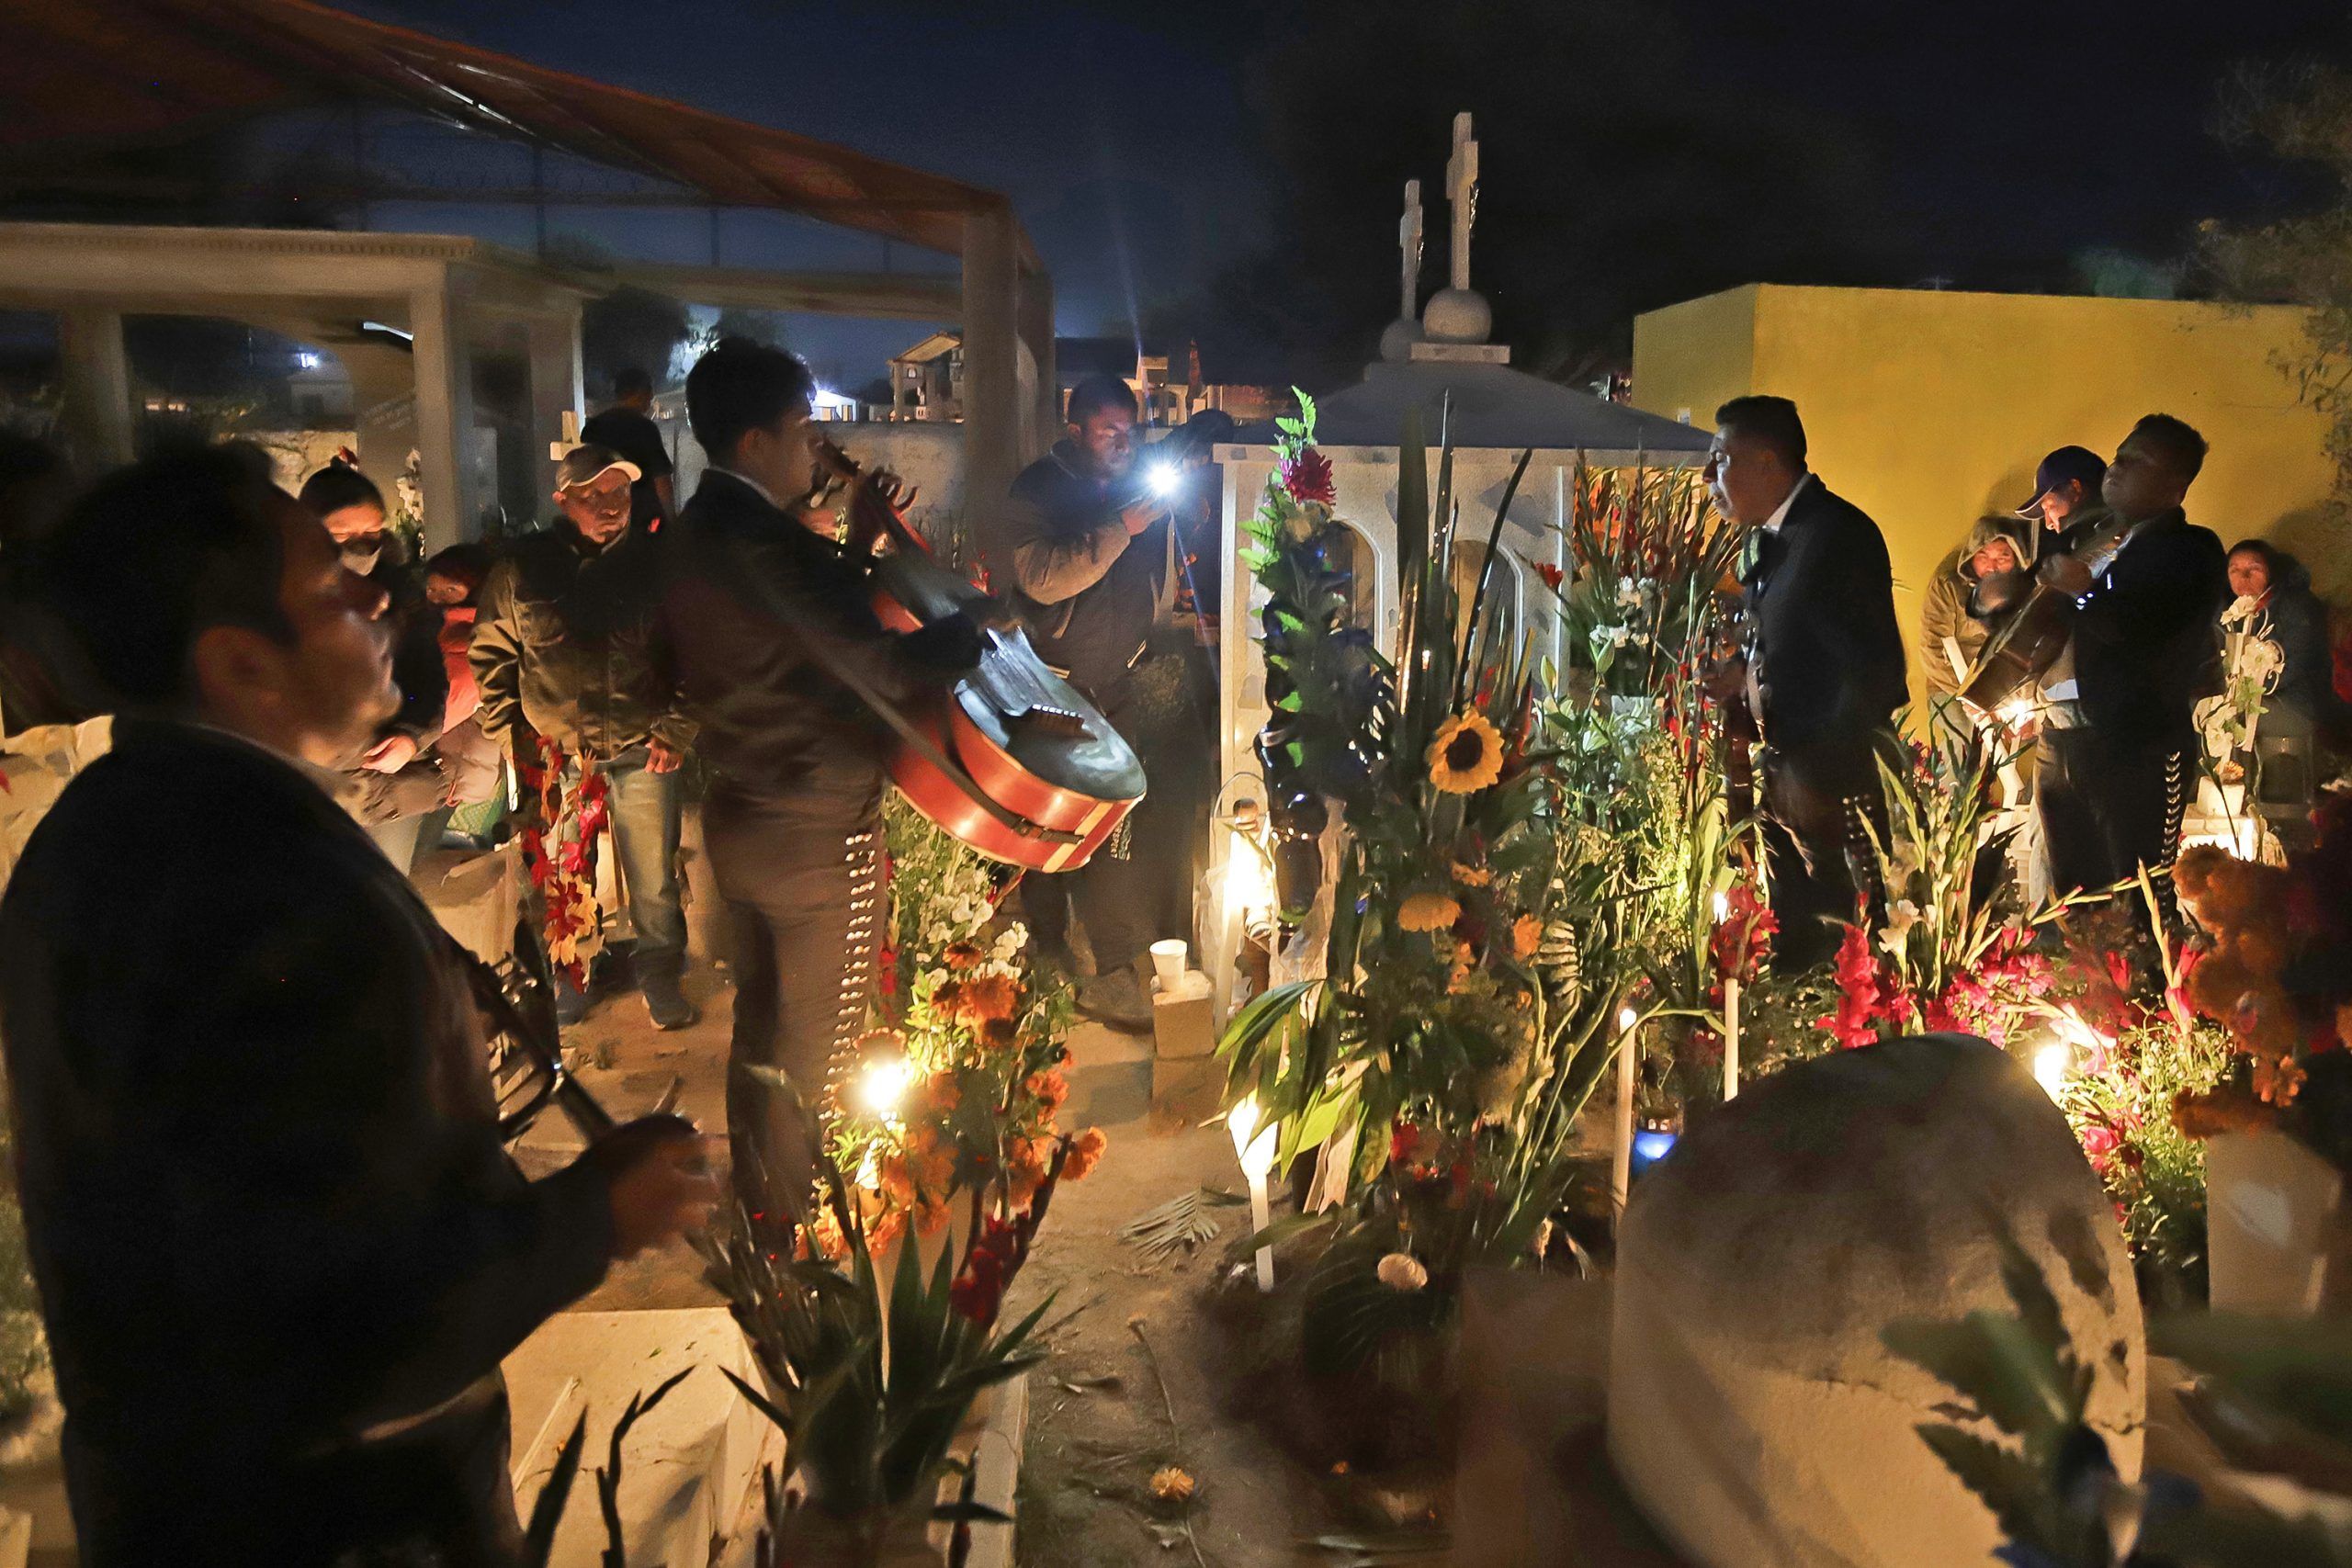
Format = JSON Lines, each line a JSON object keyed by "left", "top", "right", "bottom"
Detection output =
{"left": 0, "top": 0, "right": 1035, "bottom": 265}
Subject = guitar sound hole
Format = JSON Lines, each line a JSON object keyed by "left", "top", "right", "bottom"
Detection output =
{"left": 1015, "top": 705, "right": 1091, "bottom": 739}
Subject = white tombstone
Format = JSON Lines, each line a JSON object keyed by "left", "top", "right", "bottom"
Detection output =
{"left": 1608, "top": 1033, "right": 2146, "bottom": 1568}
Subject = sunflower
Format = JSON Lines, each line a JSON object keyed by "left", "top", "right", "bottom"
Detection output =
{"left": 1398, "top": 890, "right": 1462, "bottom": 933}
{"left": 1427, "top": 711, "right": 1505, "bottom": 794}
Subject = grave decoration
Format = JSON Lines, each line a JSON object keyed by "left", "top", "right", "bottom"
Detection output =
{"left": 1214, "top": 395, "right": 1752, "bottom": 1468}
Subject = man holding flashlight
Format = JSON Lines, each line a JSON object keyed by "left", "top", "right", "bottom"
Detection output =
{"left": 987, "top": 375, "right": 1188, "bottom": 1030}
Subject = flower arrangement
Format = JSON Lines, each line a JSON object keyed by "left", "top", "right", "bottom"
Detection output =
{"left": 820, "top": 798, "right": 1105, "bottom": 1258}
{"left": 513, "top": 733, "right": 611, "bottom": 986}
{"left": 1822, "top": 720, "right": 2056, "bottom": 1050}
{"left": 695, "top": 1134, "right": 1060, "bottom": 1558}
{"left": 2167, "top": 791, "right": 2352, "bottom": 1174}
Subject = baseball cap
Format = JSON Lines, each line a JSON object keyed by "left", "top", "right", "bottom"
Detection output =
{"left": 2014, "top": 446, "right": 2107, "bottom": 517}
{"left": 553, "top": 444, "right": 642, "bottom": 494}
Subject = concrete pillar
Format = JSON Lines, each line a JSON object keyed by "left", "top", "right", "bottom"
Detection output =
{"left": 56, "top": 308, "right": 135, "bottom": 474}
{"left": 961, "top": 204, "right": 1022, "bottom": 531}
{"left": 525, "top": 308, "right": 583, "bottom": 509}
{"left": 408, "top": 285, "right": 474, "bottom": 548}
{"left": 1016, "top": 261, "right": 1057, "bottom": 461}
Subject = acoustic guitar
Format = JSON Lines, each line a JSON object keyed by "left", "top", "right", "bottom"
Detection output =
{"left": 810, "top": 438, "right": 1147, "bottom": 874}
{"left": 1960, "top": 512, "right": 2134, "bottom": 713}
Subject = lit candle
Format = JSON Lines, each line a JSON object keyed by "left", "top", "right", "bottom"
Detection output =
{"left": 1714, "top": 890, "right": 1741, "bottom": 1102}
{"left": 1228, "top": 1095, "right": 1279, "bottom": 1292}
{"left": 1611, "top": 1003, "right": 1639, "bottom": 1225}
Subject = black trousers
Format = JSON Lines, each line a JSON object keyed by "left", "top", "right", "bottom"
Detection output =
{"left": 1758, "top": 740, "right": 1884, "bottom": 973}
{"left": 703, "top": 768, "right": 882, "bottom": 1215}
{"left": 2037, "top": 729, "right": 2188, "bottom": 896}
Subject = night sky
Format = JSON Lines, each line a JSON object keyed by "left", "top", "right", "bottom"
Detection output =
{"left": 163, "top": 0, "right": 2352, "bottom": 388}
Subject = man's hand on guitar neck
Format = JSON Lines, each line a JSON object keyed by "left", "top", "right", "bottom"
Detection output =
{"left": 1119, "top": 498, "right": 1163, "bottom": 537}
{"left": 2038, "top": 551, "right": 2094, "bottom": 597}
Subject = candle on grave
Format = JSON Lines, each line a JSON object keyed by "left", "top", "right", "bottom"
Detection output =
{"left": 1611, "top": 1003, "right": 1639, "bottom": 1224}
{"left": 1715, "top": 890, "right": 1741, "bottom": 1102}
{"left": 1228, "top": 1095, "right": 1279, "bottom": 1292}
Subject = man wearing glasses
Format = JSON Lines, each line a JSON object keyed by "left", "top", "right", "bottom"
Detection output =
{"left": 472, "top": 445, "right": 698, "bottom": 1029}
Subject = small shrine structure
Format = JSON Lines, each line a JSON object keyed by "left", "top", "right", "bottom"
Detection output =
{"left": 1205, "top": 114, "right": 1712, "bottom": 1011}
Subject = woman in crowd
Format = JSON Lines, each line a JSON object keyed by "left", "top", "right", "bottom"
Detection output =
{"left": 296, "top": 458, "right": 448, "bottom": 869}
{"left": 2223, "top": 538, "right": 2335, "bottom": 730}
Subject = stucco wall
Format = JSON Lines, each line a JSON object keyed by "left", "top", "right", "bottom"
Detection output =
{"left": 1631, "top": 284, "right": 2343, "bottom": 711}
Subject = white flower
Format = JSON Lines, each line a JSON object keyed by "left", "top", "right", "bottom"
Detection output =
{"left": 1607, "top": 625, "right": 1631, "bottom": 648}
{"left": 1877, "top": 898, "right": 1921, "bottom": 958}
{"left": 1375, "top": 1252, "right": 1429, "bottom": 1292}
{"left": 993, "top": 924, "right": 1028, "bottom": 960}
{"left": 2220, "top": 594, "right": 2262, "bottom": 628}
{"left": 1615, "top": 575, "right": 1642, "bottom": 607}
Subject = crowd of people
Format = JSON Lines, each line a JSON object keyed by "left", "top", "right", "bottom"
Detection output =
{"left": 0, "top": 333, "right": 2335, "bottom": 1559}
{"left": 0, "top": 338, "right": 1213, "bottom": 1562}
{"left": 1707, "top": 399, "right": 2270, "bottom": 966}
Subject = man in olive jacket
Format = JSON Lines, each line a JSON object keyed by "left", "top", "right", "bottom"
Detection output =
{"left": 471, "top": 444, "right": 699, "bottom": 1029}
{"left": 0, "top": 447, "right": 715, "bottom": 1566}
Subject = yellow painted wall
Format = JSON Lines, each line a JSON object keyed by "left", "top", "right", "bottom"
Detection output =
{"left": 1631, "top": 283, "right": 2343, "bottom": 712}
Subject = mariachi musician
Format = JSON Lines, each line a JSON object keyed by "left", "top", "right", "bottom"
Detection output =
{"left": 1706, "top": 396, "right": 1907, "bottom": 972}
{"left": 1979, "top": 415, "right": 2226, "bottom": 896}
{"left": 660, "top": 338, "right": 983, "bottom": 1210}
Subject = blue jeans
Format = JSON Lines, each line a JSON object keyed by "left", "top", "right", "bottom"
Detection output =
{"left": 594, "top": 749, "right": 687, "bottom": 980}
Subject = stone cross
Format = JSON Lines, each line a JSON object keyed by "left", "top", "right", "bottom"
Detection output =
{"left": 1445, "top": 111, "right": 1477, "bottom": 292}
{"left": 1397, "top": 178, "right": 1423, "bottom": 321}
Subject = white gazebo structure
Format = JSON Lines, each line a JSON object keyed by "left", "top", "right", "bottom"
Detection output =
{"left": 1203, "top": 116, "right": 1713, "bottom": 1015}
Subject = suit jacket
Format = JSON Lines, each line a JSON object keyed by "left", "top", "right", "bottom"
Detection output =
{"left": 2070, "top": 509, "right": 2227, "bottom": 748}
{"left": 662, "top": 471, "right": 975, "bottom": 794}
{"left": 1742, "top": 477, "right": 1907, "bottom": 761}
{"left": 0, "top": 720, "right": 613, "bottom": 1564}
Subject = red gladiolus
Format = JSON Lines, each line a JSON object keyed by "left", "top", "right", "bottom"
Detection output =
{"left": 1537, "top": 562, "right": 1566, "bottom": 592}
{"left": 1281, "top": 446, "right": 1336, "bottom": 506}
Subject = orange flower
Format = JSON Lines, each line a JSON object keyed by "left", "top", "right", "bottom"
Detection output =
{"left": 807, "top": 1204, "right": 851, "bottom": 1263}
{"left": 927, "top": 1069, "right": 963, "bottom": 1112}
{"left": 944, "top": 973, "right": 1021, "bottom": 1029}
{"left": 1009, "top": 1136, "right": 1051, "bottom": 1179}
{"left": 1451, "top": 861, "right": 1492, "bottom": 887}
{"left": 980, "top": 1016, "right": 1019, "bottom": 1053}
{"left": 876, "top": 1152, "right": 916, "bottom": 1206}
{"left": 1511, "top": 913, "right": 1542, "bottom": 961}
{"left": 1398, "top": 891, "right": 1461, "bottom": 933}
{"left": 868, "top": 1207, "right": 907, "bottom": 1250}
{"left": 915, "top": 1196, "right": 953, "bottom": 1236}
{"left": 1063, "top": 1127, "right": 1108, "bottom": 1181}
{"left": 907, "top": 1129, "right": 957, "bottom": 1195}
{"left": 943, "top": 942, "right": 984, "bottom": 971}
{"left": 1024, "top": 1069, "right": 1070, "bottom": 1117}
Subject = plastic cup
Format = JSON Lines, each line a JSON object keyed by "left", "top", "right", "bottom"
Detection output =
{"left": 1149, "top": 939, "right": 1189, "bottom": 990}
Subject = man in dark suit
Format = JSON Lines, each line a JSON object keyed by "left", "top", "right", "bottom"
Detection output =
{"left": 660, "top": 339, "right": 979, "bottom": 1213}
{"left": 0, "top": 447, "right": 717, "bottom": 1566}
{"left": 1709, "top": 396, "right": 1907, "bottom": 970}
{"left": 2033, "top": 414, "right": 2227, "bottom": 894}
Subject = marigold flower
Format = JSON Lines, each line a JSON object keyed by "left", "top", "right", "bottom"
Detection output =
{"left": 1063, "top": 1126, "right": 1108, "bottom": 1181}
{"left": 981, "top": 1016, "right": 1019, "bottom": 1052}
{"left": 941, "top": 972, "right": 1022, "bottom": 1030}
{"left": 942, "top": 941, "right": 984, "bottom": 971}
{"left": 1398, "top": 891, "right": 1462, "bottom": 933}
{"left": 1427, "top": 711, "right": 1505, "bottom": 795}
{"left": 1511, "top": 913, "right": 1542, "bottom": 961}
{"left": 1024, "top": 1069, "right": 1070, "bottom": 1117}
{"left": 926, "top": 1069, "right": 962, "bottom": 1112}
{"left": 1452, "top": 861, "right": 1493, "bottom": 887}
{"left": 1150, "top": 1466, "right": 1197, "bottom": 1503}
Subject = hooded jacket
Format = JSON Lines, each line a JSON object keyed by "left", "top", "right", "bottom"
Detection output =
{"left": 1919, "top": 514, "right": 2035, "bottom": 699}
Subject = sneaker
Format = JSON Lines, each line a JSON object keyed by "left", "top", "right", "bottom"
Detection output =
{"left": 1076, "top": 965, "right": 1152, "bottom": 1033}
{"left": 555, "top": 976, "right": 593, "bottom": 1028}
{"left": 642, "top": 970, "right": 699, "bottom": 1032}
